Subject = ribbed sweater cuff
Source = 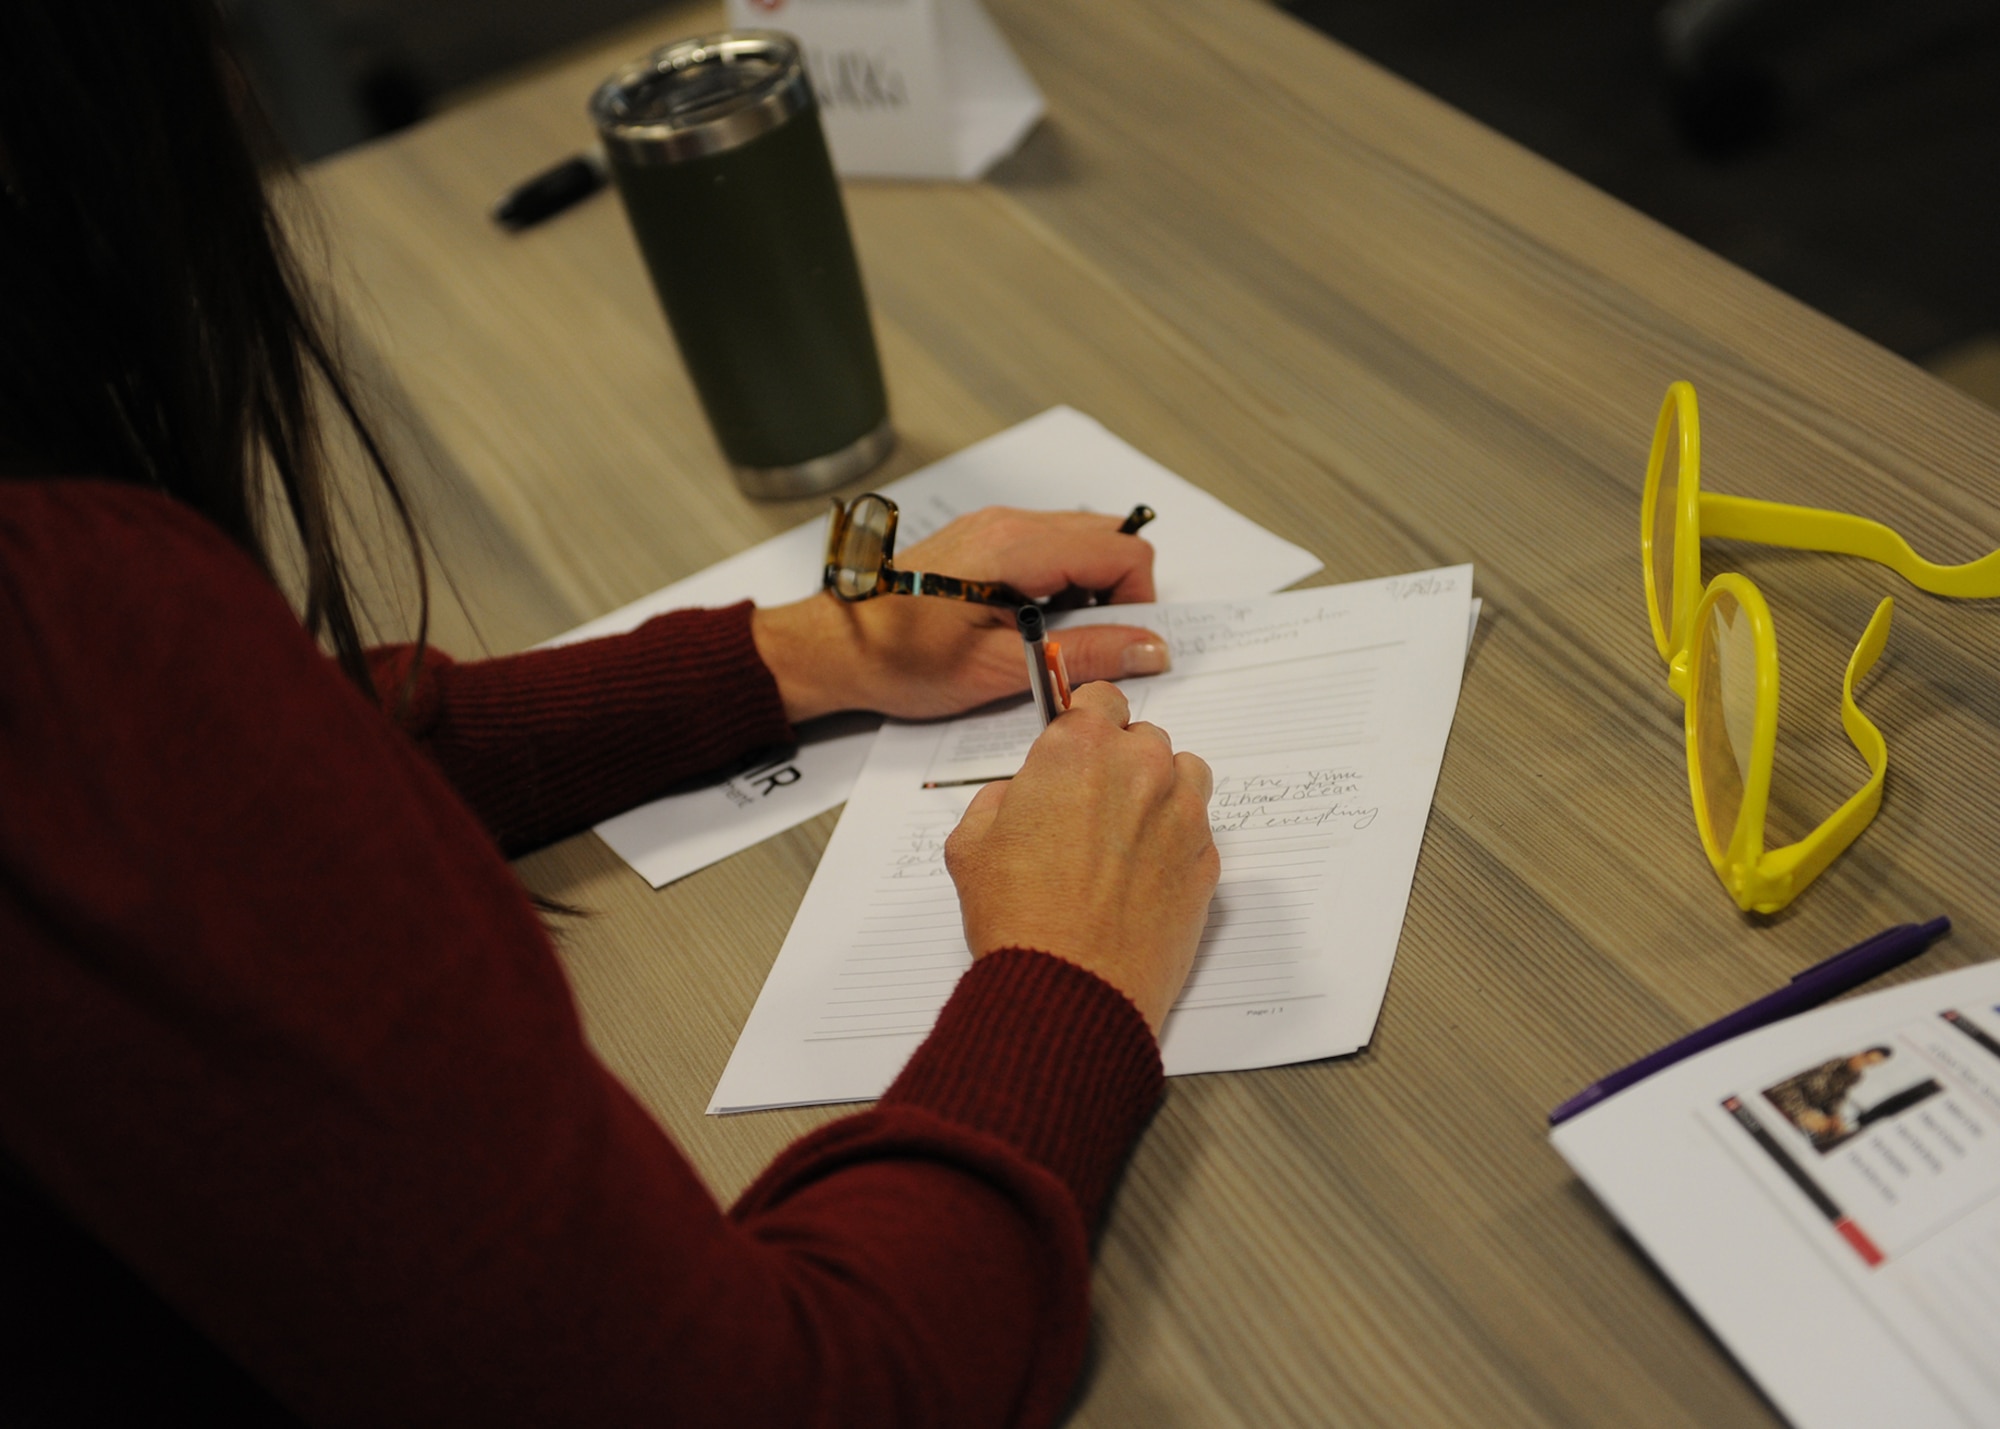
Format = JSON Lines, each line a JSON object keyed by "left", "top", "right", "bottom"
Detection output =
{"left": 377, "top": 603, "right": 797, "bottom": 852}
{"left": 881, "top": 949, "right": 1163, "bottom": 1230}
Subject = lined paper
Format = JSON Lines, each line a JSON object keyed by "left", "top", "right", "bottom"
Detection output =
{"left": 712, "top": 570, "right": 1476, "bottom": 1112}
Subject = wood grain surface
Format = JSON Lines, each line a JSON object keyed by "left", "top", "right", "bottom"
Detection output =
{"left": 303, "top": 0, "right": 2000, "bottom": 1422}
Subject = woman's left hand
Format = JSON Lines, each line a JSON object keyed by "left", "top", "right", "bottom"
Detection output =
{"left": 750, "top": 506, "right": 1172, "bottom": 722}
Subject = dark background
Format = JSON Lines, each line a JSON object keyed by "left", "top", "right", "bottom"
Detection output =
{"left": 238, "top": 0, "right": 2000, "bottom": 404}
{"left": 1279, "top": 0, "right": 2000, "bottom": 375}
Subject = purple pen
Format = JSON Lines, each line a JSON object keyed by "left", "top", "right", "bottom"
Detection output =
{"left": 1548, "top": 917, "right": 1951, "bottom": 1127}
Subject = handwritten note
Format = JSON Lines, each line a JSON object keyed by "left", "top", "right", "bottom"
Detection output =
{"left": 1060, "top": 592, "right": 1360, "bottom": 670}
{"left": 1210, "top": 769, "right": 1379, "bottom": 832}
{"left": 711, "top": 570, "right": 1476, "bottom": 1112}
{"left": 799, "top": 773, "right": 1369, "bottom": 1044}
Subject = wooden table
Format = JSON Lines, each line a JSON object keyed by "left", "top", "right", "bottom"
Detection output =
{"left": 307, "top": 1, "right": 2000, "bottom": 1422}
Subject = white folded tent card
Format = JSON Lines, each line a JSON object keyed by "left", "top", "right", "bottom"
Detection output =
{"left": 724, "top": 0, "right": 1044, "bottom": 179}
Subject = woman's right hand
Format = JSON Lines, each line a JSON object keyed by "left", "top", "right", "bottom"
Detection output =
{"left": 944, "top": 682, "right": 1220, "bottom": 1035}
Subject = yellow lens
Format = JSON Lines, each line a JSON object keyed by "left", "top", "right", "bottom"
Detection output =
{"left": 832, "top": 494, "right": 891, "bottom": 599}
{"left": 1649, "top": 404, "right": 1680, "bottom": 643}
{"left": 1692, "top": 587, "right": 1760, "bottom": 851}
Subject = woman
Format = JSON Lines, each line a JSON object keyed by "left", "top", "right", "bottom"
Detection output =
{"left": 0, "top": 3, "right": 1219, "bottom": 1425}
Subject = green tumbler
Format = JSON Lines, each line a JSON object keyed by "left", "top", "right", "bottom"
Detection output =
{"left": 590, "top": 32, "right": 893, "bottom": 498}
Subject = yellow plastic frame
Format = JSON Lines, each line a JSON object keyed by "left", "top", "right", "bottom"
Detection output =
{"left": 1682, "top": 576, "right": 1892, "bottom": 914}
{"left": 1641, "top": 381, "right": 1914, "bottom": 913}
{"left": 1644, "top": 377, "right": 2000, "bottom": 672}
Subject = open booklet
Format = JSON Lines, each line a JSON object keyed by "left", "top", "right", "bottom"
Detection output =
{"left": 710, "top": 567, "right": 1476, "bottom": 1114}
{"left": 1553, "top": 957, "right": 2000, "bottom": 1427}
{"left": 545, "top": 408, "right": 1322, "bottom": 888}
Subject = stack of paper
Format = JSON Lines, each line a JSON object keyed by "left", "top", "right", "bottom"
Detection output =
{"left": 711, "top": 571, "right": 1476, "bottom": 1112}
{"left": 550, "top": 406, "right": 1477, "bottom": 1115}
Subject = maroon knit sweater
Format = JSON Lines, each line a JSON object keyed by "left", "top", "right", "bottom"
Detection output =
{"left": 0, "top": 479, "right": 1164, "bottom": 1427}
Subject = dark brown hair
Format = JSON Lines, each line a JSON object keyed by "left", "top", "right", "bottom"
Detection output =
{"left": 0, "top": 0, "right": 424, "bottom": 693}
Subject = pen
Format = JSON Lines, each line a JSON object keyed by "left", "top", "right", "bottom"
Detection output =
{"left": 494, "top": 150, "right": 608, "bottom": 231}
{"left": 1090, "top": 503, "right": 1157, "bottom": 606}
{"left": 1017, "top": 604, "right": 1071, "bottom": 727}
{"left": 1547, "top": 916, "right": 1951, "bottom": 1127}
{"left": 1044, "top": 503, "right": 1159, "bottom": 610}
{"left": 1116, "top": 504, "right": 1156, "bottom": 537}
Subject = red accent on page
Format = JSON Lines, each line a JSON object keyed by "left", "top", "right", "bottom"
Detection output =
{"left": 1834, "top": 1218, "right": 1886, "bottom": 1267}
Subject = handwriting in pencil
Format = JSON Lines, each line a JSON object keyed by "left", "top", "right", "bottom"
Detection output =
{"left": 1209, "top": 769, "right": 1380, "bottom": 832}
{"left": 1158, "top": 602, "right": 1346, "bottom": 658}
{"left": 885, "top": 826, "right": 952, "bottom": 879}
{"left": 1386, "top": 573, "right": 1456, "bottom": 600}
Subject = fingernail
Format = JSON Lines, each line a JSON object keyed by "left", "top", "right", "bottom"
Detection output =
{"left": 1121, "top": 641, "right": 1170, "bottom": 676}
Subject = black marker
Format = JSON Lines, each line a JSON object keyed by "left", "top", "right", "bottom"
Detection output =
{"left": 493, "top": 150, "right": 608, "bottom": 232}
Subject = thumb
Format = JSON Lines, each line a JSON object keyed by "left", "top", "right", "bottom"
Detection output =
{"left": 1052, "top": 624, "right": 1171, "bottom": 683}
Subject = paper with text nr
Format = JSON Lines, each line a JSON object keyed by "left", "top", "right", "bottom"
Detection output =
{"left": 722, "top": 0, "right": 1044, "bottom": 180}
{"left": 551, "top": 407, "right": 1322, "bottom": 890}
{"left": 711, "top": 568, "right": 1475, "bottom": 1114}
{"left": 1553, "top": 959, "right": 2000, "bottom": 1428}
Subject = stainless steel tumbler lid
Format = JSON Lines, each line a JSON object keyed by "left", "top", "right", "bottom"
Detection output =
{"left": 590, "top": 32, "right": 812, "bottom": 167}
{"left": 732, "top": 417, "right": 895, "bottom": 500}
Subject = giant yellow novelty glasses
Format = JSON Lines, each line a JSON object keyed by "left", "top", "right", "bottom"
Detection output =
{"left": 1644, "top": 381, "right": 2000, "bottom": 914}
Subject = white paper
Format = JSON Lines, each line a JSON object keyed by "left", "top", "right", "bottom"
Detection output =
{"left": 551, "top": 408, "right": 1323, "bottom": 888}
{"left": 935, "top": 0, "right": 1044, "bottom": 178}
{"left": 1553, "top": 959, "right": 2000, "bottom": 1428}
{"left": 724, "top": 0, "right": 1043, "bottom": 179}
{"left": 711, "top": 568, "right": 1475, "bottom": 1113}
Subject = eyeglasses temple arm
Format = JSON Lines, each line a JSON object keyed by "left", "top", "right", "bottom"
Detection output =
{"left": 824, "top": 499, "right": 849, "bottom": 566}
{"left": 889, "top": 570, "right": 1033, "bottom": 607}
{"left": 1701, "top": 494, "right": 2000, "bottom": 598}
{"left": 1756, "top": 597, "right": 1893, "bottom": 902}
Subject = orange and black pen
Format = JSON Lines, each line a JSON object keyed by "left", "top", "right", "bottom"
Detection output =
{"left": 1017, "top": 605, "right": 1071, "bottom": 727}
{"left": 1022, "top": 503, "right": 1149, "bottom": 722}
